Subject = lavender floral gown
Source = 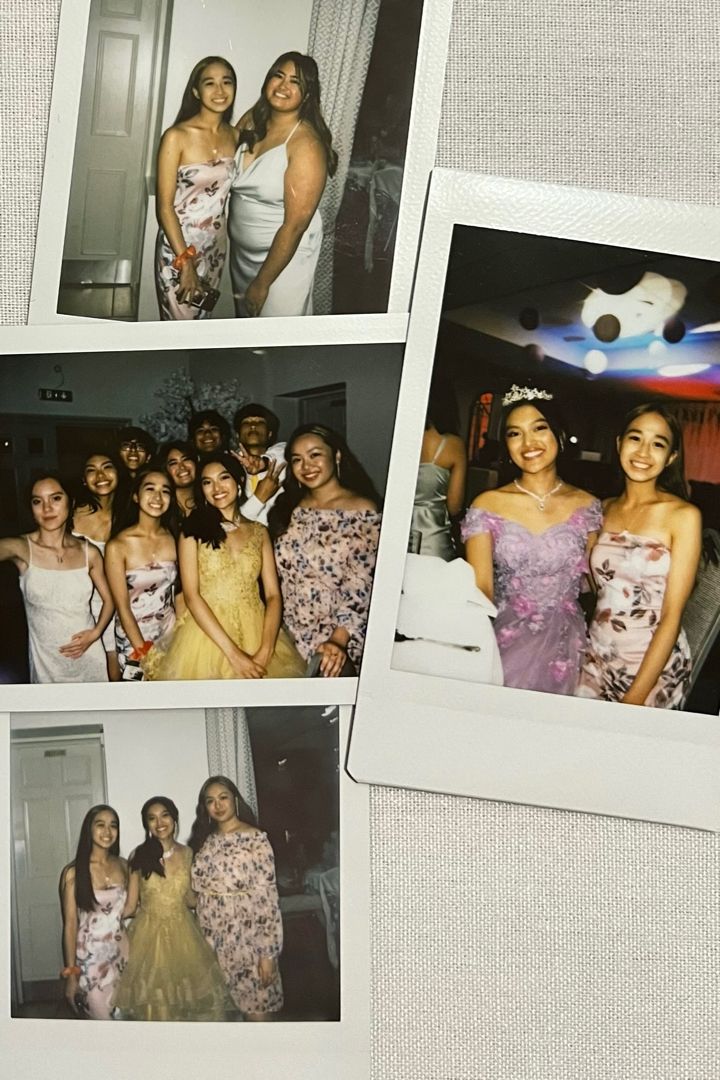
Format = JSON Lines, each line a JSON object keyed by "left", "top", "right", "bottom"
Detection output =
{"left": 461, "top": 501, "right": 602, "bottom": 694}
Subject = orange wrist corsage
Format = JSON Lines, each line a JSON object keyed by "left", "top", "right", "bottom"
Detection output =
{"left": 171, "top": 245, "right": 197, "bottom": 271}
{"left": 129, "top": 641, "right": 153, "bottom": 662}
{"left": 60, "top": 965, "right": 81, "bottom": 978}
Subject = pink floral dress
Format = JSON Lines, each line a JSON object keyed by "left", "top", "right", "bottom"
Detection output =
{"left": 114, "top": 560, "right": 177, "bottom": 673}
{"left": 576, "top": 531, "right": 692, "bottom": 708}
{"left": 191, "top": 830, "right": 284, "bottom": 1015}
{"left": 461, "top": 502, "right": 602, "bottom": 694}
{"left": 273, "top": 507, "right": 382, "bottom": 667}
{"left": 155, "top": 157, "right": 235, "bottom": 321}
{"left": 75, "top": 883, "right": 128, "bottom": 1020}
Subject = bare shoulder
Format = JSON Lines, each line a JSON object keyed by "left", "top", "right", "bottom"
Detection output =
{"left": 470, "top": 487, "right": 508, "bottom": 512}
{"left": 60, "top": 863, "right": 75, "bottom": 887}
{"left": 160, "top": 125, "right": 185, "bottom": 151}
{"left": 562, "top": 484, "right": 598, "bottom": 510}
{"left": 444, "top": 433, "right": 467, "bottom": 459}
{"left": 290, "top": 123, "right": 325, "bottom": 161}
{"left": 236, "top": 108, "right": 254, "bottom": 130}
{"left": 668, "top": 497, "right": 701, "bottom": 530}
{"left": 340, "top": 493, "right": 377, "bottom": 513}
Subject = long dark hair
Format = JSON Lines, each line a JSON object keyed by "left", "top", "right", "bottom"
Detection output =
{"left": 75, "top": 449, "right": 121, "bottom": 517}
{"left": 116, "top": 466, "right": 179, "bottom": 537}
{"left": 129, "top": 797, "right": 179, "bottom": 880}
{"left": 188, "top": 775, "right": 258, "bottom": 854}
{"left": 182, "top": 451, "right": 246, "bottom": 548}
{"left": 268, "top": 424, "right": 380, "bottom": 538}
{"left": 497, "top": 392, "right": 569, "bottom": 479}
{"left": 175, "top": 56, "right": 237, "bottom": 125}
{"left": 28, "top": 472, "right": 75, "bottom": 534}
{"left": 72, "top": 804, "right": 121, "bottom": 912}
{"left": 240, "top": 52, "right": 338, "bottom": 176}
{"left": 617, "top": 402, "right": 689, "bottom": 499}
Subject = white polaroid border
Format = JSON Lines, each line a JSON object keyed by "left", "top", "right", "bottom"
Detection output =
{"left": 0, "top": 704, "right": 370, "bottom": 1078}
{"left": 348, "top": 168, "right": 720, "bottom": 831}
{"left": 28, "top": 0, "right": 453, "bottom": 325}
{"left": 0, "top": 318, "right": 405, "bottom": 712}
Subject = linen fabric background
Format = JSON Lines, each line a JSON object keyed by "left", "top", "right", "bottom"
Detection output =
{"left": 2, "top": 1, "right": 720, "bottom": 1076}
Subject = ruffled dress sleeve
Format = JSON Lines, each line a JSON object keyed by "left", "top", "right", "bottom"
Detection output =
{"left": 333, "top": 511, "right": 382, "bottom": 656}
{"left": 251, "top": 833, "right": 284, "bottom": 959}
{"left": 460, "top": 506, "right": 500, "bottom": 543}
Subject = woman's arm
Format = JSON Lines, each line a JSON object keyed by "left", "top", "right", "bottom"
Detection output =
{"left": 444, "top": 435, "right": 468, "bottom": 518}
{"left": 59, "top": 866, "right": 80, "bottom": 1013}
{"left": 0, "top": 536, "right": 28, "bottom": 568}
{"left": 156, "top": 126, "right": 201, "bottom": 302}
{"left": 243, "top": 134, "right": 327, "bottom": 315}
{"left": 252, "top": 835, "right": 284, "bottom": 985}
{"left": 621, "top": 503, "right": 702, "bottom": 706}
{"left": 253, "top": 528, "right": 283, "bottom": 671}
{"left": 315, "top": 513, "right": 380, "bottom": 677}
{"left": 104, "top": 538, "right": 145, "bottom": 653}
{"left": 58, "top": 546, "right": 114, "bottom": 659}
{"left": 179, "top": 534, "right": 265, "bottom": 678}
{"left": 122, "top": 867, "right": 141, "bottom": 918}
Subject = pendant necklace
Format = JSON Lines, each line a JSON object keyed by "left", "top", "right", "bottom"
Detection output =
{"left": 513, "top": 478, "right": 563, "bottom": 512}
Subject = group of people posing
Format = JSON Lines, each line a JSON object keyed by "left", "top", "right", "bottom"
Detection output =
{"left": 1, "top": 405, "right": 381, "bottom": 683}
{"left": 414, "top": 385, "right": 702, "bottom": 709}
{"left": 155, "top": 50, "right": 336, "bottom": 320}
{"left": 60, "top": 780, "right": 283, "bottom": 1021}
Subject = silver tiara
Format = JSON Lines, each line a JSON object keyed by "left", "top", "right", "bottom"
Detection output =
{"left": 502, "top": 385, "right": 554, "bottom": 407}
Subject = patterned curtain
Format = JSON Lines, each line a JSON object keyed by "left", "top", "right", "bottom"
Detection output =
{"left": 308, "top": 0, "right": 381, "bottom": 313}
{"left": 205, "top": 707, "right": 258, "bottom": 818}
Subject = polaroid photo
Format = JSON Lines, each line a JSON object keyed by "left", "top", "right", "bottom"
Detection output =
{"left": 348, "top": 169, "right": 720, "bottom": 830}
{"left": 0, "top": 321, "right": 403, "bottom": 711}
{"left": 28, "top": 0, "right": 452, "bottom": 326}
{"left": 1, "top": 701, "right": 369, "bottom": 1077}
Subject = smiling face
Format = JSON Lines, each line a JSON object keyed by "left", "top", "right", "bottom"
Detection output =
{"left": 119, "top": 439, "right": 150, "bottom": 474}
{"left": 83, "top": 455, "right": 118, "bottom": 498}
{"left": 134, "top": 471, "right": 172, "bottom": 518}
{"left": 201, "top": 460, "right": 240, "bottom": 516}
{"left": 204, "top": 783, "right": 239, "bottom": 826}
{"left": 289, "top": 433, "right": 339, "bottom": 490}
{"left": 90, "top": 809, "right": 119, "bottom": 851}
{"left": 145, "top": 802, "right": 176, "bottom": 842}
{"left": 504, "top": 404, "right": 560, "bottom": 474}
{"left": 193, "top": 420, "right": 223, "bottom": 455}
{"left": 193, "top": 61, "right": 236, "bottom": 115}
{"left": 264, "top": 61, "right": 303, "bottom": 113}
{"left": 618, "top": 411, "right": 676, "bottom": 484}
{"left": 165, "top": 448, "right": 196, "bottom": 489}
{"left": 30, "top": 478, "right": 71, "bottom": 531}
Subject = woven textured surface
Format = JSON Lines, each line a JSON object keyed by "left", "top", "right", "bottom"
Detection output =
{"left": 3, "top": 0, "right": 720, "bottom": 1075}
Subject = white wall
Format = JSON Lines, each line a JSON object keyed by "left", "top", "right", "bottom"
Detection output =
{"left": 138, "top": 0, "right": 314, "bottom": 320}
{"left": 0, "top": 351, "right": 190, "bottom": 425}
{"left": 11, "top": 710, "right": 207, "bottom": 855}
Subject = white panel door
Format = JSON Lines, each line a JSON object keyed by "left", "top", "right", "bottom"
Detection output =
{"left": 63, "top": 0, "right": 161, "bottom": 275}
{"left": 12, "top": 737, "right": 106, "bottom": 983}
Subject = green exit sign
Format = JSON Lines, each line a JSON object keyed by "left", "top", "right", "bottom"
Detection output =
{"left": 39, "top": 388, "right": 74, "bottom": 402}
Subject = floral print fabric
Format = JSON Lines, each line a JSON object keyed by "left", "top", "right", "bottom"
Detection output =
{"left": 114, "top": 560, "right": 177, "bottom": 672}
{"left": 273, "top": 507, "right": 382, "bottom": 667}
{"left": 192, "top": 830, "right": 284, "bottom": 1015}
{"left": 155, "top": 157, "right": 235, "bottom": 321}
{"left": 576, "top": 531, "right": 692, "bottom": 708}
{"left": 75, "top": 883, "right": 128, "bottom": 1019}
{"left": 461, "top": 502, "right": 602, "bottom": 694}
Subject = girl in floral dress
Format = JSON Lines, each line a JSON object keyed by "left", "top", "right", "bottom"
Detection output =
{"left": 190, "top": 777, "right": 284, "bottom": 1020}
{"left": 462, "top": 388, "right": 601, "bottom": 695}
{"left": 576, "top": 404, "right": 701, "bottom": 708}
{"left": 269, "top": 424, "right": 382, "bottom": 677}
{"left": 59, "top": 805, "right": 128, "bottom": 1019}
{"left": 104, "top": 469, "right": 179, "bottom": 677}
{"left": 155, "top": 56, "right": 239, "bottom": 319}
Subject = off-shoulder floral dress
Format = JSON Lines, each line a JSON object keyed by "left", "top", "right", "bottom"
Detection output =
{"left": 461, "top": 501, "right": 602, "bottom": 695}
{"left": 192, "top": 830, "right": 284, "bottom": 1015}
{"left": 273, "top": 507, "right": 382, "bottom": 668}
{"left": 576, "top": 530, "right": 692, "bottom": 708}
